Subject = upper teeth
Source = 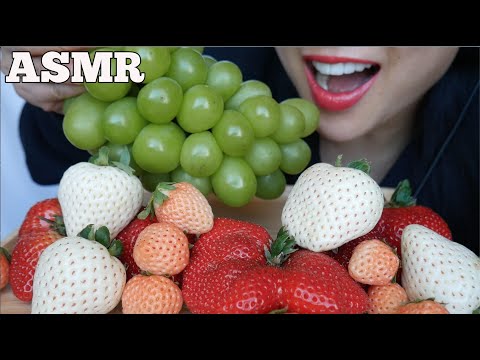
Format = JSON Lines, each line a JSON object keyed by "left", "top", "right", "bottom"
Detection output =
{"left": 313, "top": 62, "right": 373, "bottom": 76}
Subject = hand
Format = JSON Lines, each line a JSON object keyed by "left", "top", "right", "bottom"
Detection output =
{"left": 1, "top": 46, "right": 95, "bottom": 114}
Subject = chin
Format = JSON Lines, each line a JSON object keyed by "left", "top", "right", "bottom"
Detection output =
{"left": 317, "top": 117, "right": 372, "bottom": 143}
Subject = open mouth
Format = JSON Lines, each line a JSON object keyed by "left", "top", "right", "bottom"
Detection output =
{"left": 303, "top": 55, "right": 381, "bottom": 112}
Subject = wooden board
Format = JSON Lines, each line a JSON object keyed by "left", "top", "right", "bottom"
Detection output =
{"left": 0, "top": 186, "right": 394, "bottom": 314}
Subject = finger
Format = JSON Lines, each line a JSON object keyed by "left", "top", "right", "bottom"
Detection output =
{"left": 14, "top": 82, "right": 86, "bottom": 113}
{"left": 1, "top": 47, "right": 13, "bottom": 74}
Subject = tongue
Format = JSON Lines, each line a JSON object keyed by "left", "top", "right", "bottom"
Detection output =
{"left": 327, "top": 71, "right": 372, "bottom": 93}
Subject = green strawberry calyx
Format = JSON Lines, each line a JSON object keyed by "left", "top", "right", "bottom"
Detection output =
{"left": 334, "top": 154, "right": 371, "bottom": 175}
{"left": 0, "top": 247, "right": 11, "bottom": 262}
{"left": 386, "top": 179, "right": 417, "bottom": 208}
{"left": 265, "top": 227, "right": 298, "bottom": 266}
{"left": 137, "top": 182, "right": 177, "bottom": 220}
{"left": 89, "top": 146, "right": 136, "bottom": 177}
{"left": 78, "top": 224, "right": 123, "bottom": 257}
{"left": 39, "top": 215, "right": 67, "bottom": 237}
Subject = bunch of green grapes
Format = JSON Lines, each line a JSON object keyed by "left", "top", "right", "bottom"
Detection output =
{"left": 63, "top": 46, "right": 320, "bottom": 207}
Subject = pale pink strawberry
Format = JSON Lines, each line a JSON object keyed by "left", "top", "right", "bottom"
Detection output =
{"left": 348, "top": 239, "right": 400, "bottom": 285}
{"left": 121, "top": 274, "right": 183, "bottom": 314}
{"left": 368, "top": 283, "right": 408, "bottom": 314}
{"left": 395, "top": 300, "right": 449, "bottom": 314}
{"left": 133, "top": 222, "right": 190, "bottom": 276}
{"left": 140, "top": 182, "right": 213, "bottom": 235}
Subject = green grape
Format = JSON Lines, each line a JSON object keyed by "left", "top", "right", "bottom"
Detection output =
{"left": 132, "top": 123, "right": 185, "bottom": 173}
{"left": 103, "top": 142, "right": 144, "bottom": 177}
{"left": 63, "top": 92, "right": 108, "bottom": 150}
{"left": 225, "top": 80, "right": 272, "bottom": 110}
{"left": 171, "top": 166, "right": 212, "bottom": 196}
{"left": 271, "top": 103, "right": 305, "bottom": 144}
{"left": 103, "top": 97, "right": 147, "bottom": 145}
{"left": 177, "top": 85, "right": 224, "bottom": 133}
{"left": 180, "top": 132, "right": 223, "bottom": 177}
{"left": 279, "top": 139, "right": 312, "bottom": 175}
{"left": 84, "top": 48, "right": 131, "bottom": 102}
{"left": 137, "top": 77, "right": 183, "bottom": 124}
{"left": 212, "top": 110, "right": 254, "bottom": 156}
{"left": 239, "top": 95, "right": 280, "bottom": 138}
{"left": 141, "top": 172, "right": 170, "bottom": 193}
{"left": 256, "top": 169, "right": 286, "bottom": 199}
{"left": 244, "top": 138, "right": 282, "bottom": 176}
{"left": 189, "top": 47, "right": 204, "bottom": 54}
{"left": 125, "top": 46, "right": 171, "bottom": 84}
{"left": 206, "top": 61, "right": 243, "bottom": 101}
{"left": 211, "top": 156, "right": 257, "bottom": 207}
{"left": 281, "top": 98, "right": 320, "bottom": 138}
{"left": 166, "top": 47, "right": 207, "bottom": 91}
{"left": 203, "top": 55, "right": 217, "bottom": 68}
{"left": 63, "top": 95, "right": 78, "bottom": 114}
{"left": 167, "top": 47, "right": 179, "bottom": 53}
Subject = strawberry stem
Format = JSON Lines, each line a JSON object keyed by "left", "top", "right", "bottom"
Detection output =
{"left": 138, "top": 182, "right": 176, "bottom": 220}
{"left": 95, "top": 226, "right": 111, "bottom": 249}
{"left": 77, "top": 225, "right": 123, "bottom": 257}
{"left": 346, "top": 159, "right": 371, "bottom": 175}
{"left": 334, "top": 154, "right": 371, "bottom": 175}
{"left": 335, "top": 154, "right": 343, "bottom": 167}
{"left": 89, "top": 145, "right": 136, "bottom": 176}
{"left": 0, "top": 247, "right": 11, "bottom": 262}
{"left": 108, "top": 240, "right": 123, "bottom": 257}
{"left": 39, "top": 215, "right": 66, "bottom": 236}
{"left": 387, "top": 179, "right": 417, "bottom": 208}
{"left": 269, "top": 307, "right": 288, "bottom": 314}
{"left": 78, "top": 224, "right": 95, "bottom": 240}
{"left": 265, "top": 227, "right": 298, "bottom": 266}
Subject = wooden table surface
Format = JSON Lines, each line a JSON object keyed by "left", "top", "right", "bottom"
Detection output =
{"left": 0, "top": 186, "right": 394, "bottom": 314}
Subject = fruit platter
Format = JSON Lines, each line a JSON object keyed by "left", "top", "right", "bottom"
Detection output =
{"left": 1, "top": 46, "right": 479, "bottom": 315}
{"left": 0, "top": 187, "right": 296, "bottom": 314}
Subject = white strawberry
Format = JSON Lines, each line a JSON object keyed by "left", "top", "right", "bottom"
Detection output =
{"left": 58, "top": 147, "right": 143, "bottom": 238}
{"left": 32, "top": 226, "right": 126, "bottom": 314}
{"left": 401, "top": 224, "right": 480, "bottom": 314}
{"left": 281, "top": 156, "right": 384, "bottom": 252}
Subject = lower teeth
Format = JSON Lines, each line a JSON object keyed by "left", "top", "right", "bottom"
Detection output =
{"left": 315, "top": 73, "right": 329, "bottom": 91}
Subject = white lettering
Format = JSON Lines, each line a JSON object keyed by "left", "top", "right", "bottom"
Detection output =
{"left": 71, "top": 51, "right": 113, "bottom": 83}
{"left": 4, "top": 51, "right": 145, "bottom": 84}
{"left": 40, "top": 51, "right": 70, "bottom": 83}
{"left": 4, "top": 52, "right": 41, "bottom": 83}
{"left": 114, "top": 52, "right": 145, "bottom": 83}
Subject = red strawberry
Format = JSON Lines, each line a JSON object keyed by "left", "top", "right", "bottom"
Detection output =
{"left": 182, "top": 218, "right": 368, "bottom": 314}
{"left": 18, "top": 198, "right": 63, "bottom": 238}
{"left": 281, "top": 250, "right": 369, "bottom": 314}
{"left": 0, "top": 247, "right": 10, "bottom": 290}
{"left": 10, "top": 230, "right": 64, "bottom": 301}
{"left": 10, "top": 199, "right": 65, "bottom": 301}
{"left": 116, "top": 211, "right": 157, "bottom": 280}
{"left": 331, "top": 179, "right": 452, "bottom": 268}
